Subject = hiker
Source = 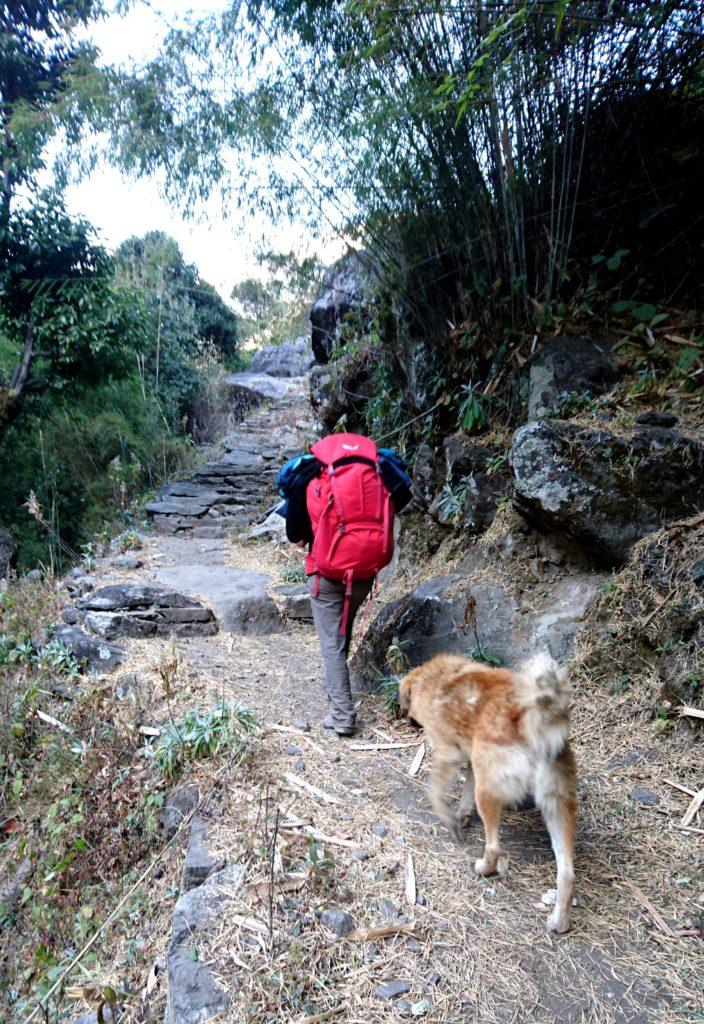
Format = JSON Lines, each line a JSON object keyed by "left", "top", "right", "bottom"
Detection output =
{"left": 278, "top": 433, "right": 412, "bottom": 736}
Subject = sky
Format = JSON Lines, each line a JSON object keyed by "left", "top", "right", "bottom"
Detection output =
{"left": 63, "top": 0, "right": 341, "bottom": 301}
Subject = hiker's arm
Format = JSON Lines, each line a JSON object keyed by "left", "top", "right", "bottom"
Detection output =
{"left": 285, "top": 487, "right": 314, "bottom": 545}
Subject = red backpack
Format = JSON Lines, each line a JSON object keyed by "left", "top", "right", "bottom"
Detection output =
{"left": 306, "top": 433, "right": 395, "bottom": 632}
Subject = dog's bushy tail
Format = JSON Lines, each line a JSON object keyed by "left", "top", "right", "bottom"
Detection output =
{"left": 515, "top": 652, "right": 571, "bottom": 761}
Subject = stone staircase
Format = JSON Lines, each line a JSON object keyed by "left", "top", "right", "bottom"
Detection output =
{"left": 145, "top": 374, "right": 315, "bottom": 538}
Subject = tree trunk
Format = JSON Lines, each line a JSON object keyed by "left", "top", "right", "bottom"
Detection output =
{"left": 0, "top": 320, "right": 34, "bottom": 442}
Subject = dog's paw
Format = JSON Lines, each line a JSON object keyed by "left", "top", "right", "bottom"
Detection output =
{"left": 496, "top": 854, "right": 509, "bottom": 879}
{"left": 546, "top": 910, "right": 571, "bottom": 934}
{"left": 474, "top": 856, "right": 494, "bottom": 876}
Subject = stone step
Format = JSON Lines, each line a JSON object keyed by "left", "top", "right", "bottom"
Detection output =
{"left": 145, "top": 369, "right": 312, "bottom": 536}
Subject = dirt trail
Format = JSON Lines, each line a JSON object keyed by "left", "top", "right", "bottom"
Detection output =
{"left": 104, "top": 376, "right": 696, "bottom": 1024}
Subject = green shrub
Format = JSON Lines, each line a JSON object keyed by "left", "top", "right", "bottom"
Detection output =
{"left": 151, "top": 703, "right": 258, "bottom": 781}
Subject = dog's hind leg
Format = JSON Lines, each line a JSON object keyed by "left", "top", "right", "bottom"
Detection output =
{"left": 458, "top": 767, "right": 476, "bottom": 828}
{"left": 536, "top": 752, "right": 577, "bottom": 933}
{"left": 473, "top": 787, "right": 507, "bottom": 877}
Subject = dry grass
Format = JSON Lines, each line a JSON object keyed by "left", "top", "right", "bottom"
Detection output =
{"left": 136, "top": 671, "right": 702, "bottom": 1024}
{"left": 100, "top": 524, "right": 700, "bottom": 1023}
{"left": 573, "top": 512, "right": 704, "bottom": 713}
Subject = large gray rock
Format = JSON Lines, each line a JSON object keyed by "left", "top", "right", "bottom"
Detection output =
{"left": 250, "top": 337, "right": 314, "bottom": 377}
{"left": 226, "top": 371, "right": 301, "bottom": 401}
{"left": 511, "top": 421, "right": 704, "bottom": 565}
{"left": 351, "top": 571, "right": 599, "bottom": 690}
{"left": 0, "top": 527, "right": 17, "bottom": 578}
{"left": 156, "top": 566, "right": 283, "bottom": 636}
{"left": 309, "top": 364, "right": 343, "bottom": 430}
{"left": 310, "top": 252, "right": 373, "bottom": 363}
{"left": 309, "top": 347, "right": 377, "bottom": 433}
{"left": 521, "top": 335, "right": 617, "bottom": 420}
{"left": 50, "top": 625, "right": 125, "bottom": 672}
{"left": 159, "top": 785, "right": 199, "bottom": 838}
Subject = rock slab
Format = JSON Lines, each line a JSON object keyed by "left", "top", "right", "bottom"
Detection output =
{"left": 272, "top": 582, "right": 313, "bottom": 621}
{"left": 156, "top": 566, "right": 283, "bottom": 636}
{"left": 182, "top": 817, "right": 225, "bottom": 893}
{"left": 75, "top": 584, "right": 217, "bottom": 639}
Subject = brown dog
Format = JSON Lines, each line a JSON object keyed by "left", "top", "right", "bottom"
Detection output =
{"left": 399, "top": 652, "right": 576, "bottom": 932}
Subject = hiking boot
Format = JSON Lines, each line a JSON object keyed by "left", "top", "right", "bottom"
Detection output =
{"left": 322, "top": 714, "right": 355, "bottom": 737}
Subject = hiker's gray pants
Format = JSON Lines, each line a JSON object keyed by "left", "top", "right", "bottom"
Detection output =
{"left": 307, "top": 574, "right": 374, "bottom": 728}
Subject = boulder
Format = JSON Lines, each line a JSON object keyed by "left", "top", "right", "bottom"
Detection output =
{"left": 309, "top": 365, "right": 343, "bottom": 430}
{"left": 309, "top": 345, "right": 378, "bottom": 432}
{"left": 0, "top": 527, "right": 17, "bottom": 578}
{"left": 50, "top": 625, "right": 125, "bottom": 673}
{"left": 310, "top": 252, "right": 373, "bottom": 363}
{"left": 155, "top": 566, "right": 283, "bottom": 636}
{"left": 226, "top": 371, "right": 301, "bottom": 401}
{"left": 521, "top": 335, "right": 617, "bottom": 420}
{"left": 511, "top": 421, "right": 704, "bottom": 565}
{"left": 250, "top": 337, "right": 314, "bottom": 377}
{"left": 351, "top": 571, "right": 599, "bottom": 690}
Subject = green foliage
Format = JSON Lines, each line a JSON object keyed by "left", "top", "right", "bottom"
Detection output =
{"left": 457, "top": 385, "right": 489, "bottom": 433}
{"left": 437, "top": 478, "right": 469, "bottom": 527}
{"left": 1, "top": 191, "right": 148, "bottom": 387}
{"left": 0, "top": 370, "right": 199, "bottom": 570}
{"left": 377, "top": 674, "right": 401, "bottom": 714}
{"left": 469, "top": 648, "right": 502, "bottom": 668}
{"left": 110, "top": 0, "right": 704, "bottom": 447}
{"left": 282, "top": 562, "right": 307, "bottom": 584}
{"left": 116, "top": 231, "right": 241, "bottom": 366}
{"left": 0, "top": 0, "right": 113, "bottom": 223}
{"left": 36, "top": 639, "right": 81, "bottom": 680}
{"left": 151, "top": 703, "right": 258, "bottom": 781}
